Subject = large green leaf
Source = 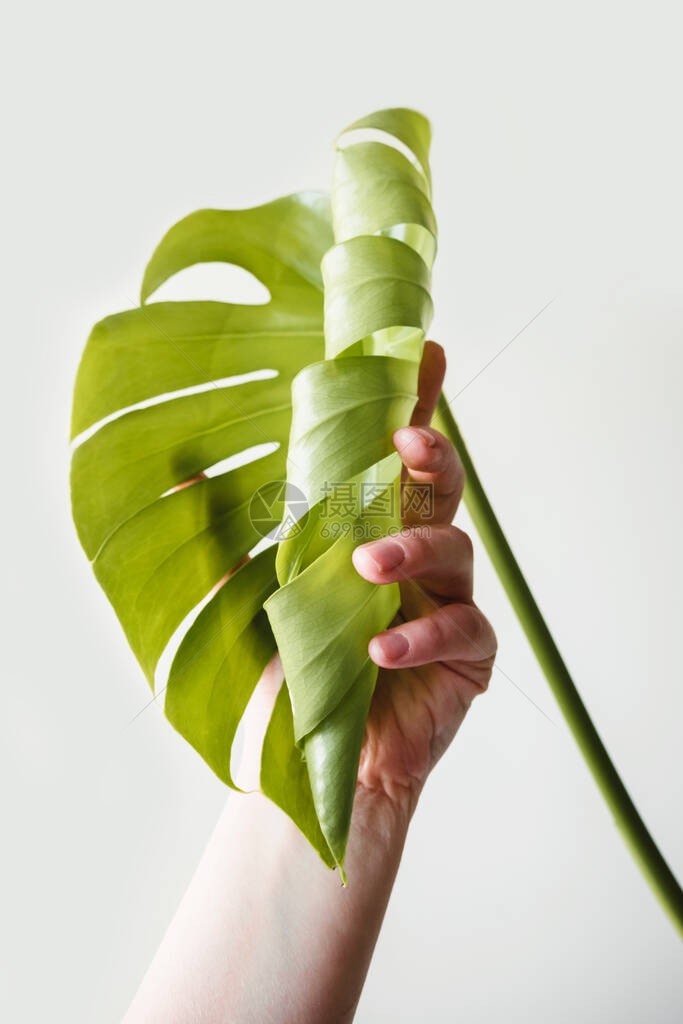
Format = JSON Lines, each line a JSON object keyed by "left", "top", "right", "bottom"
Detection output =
{"left": 71, "top": 190, "right": 335, "bottom": 838}
{"left": 70, "top": 111, "right": 435, "bottom": 878}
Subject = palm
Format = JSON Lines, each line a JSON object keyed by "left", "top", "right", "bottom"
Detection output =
{"left": 359, "top": 586, "right": 494, "bottom": 799}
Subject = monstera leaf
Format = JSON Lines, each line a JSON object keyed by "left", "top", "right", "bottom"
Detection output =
{"left": 71, "top": 191, "right": 336, "bottom": 857}
{"left": 71, "top": 109, "right": 683, "bottom": 929}
{"left": 70, "top": 109, "right": 435, "bottom": 874}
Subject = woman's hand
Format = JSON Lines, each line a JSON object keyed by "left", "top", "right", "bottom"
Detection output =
{"left": 352, "top": 342, "right": 496, "bottom": 813}
{"left": 125, "top": 341, "right": 497, "bottom": 1024}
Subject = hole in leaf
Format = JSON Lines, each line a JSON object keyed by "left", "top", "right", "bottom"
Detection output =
{"left": 150, "top": 440, "right": 283, "bottom": 694}
{"left": 153, "top": 582, "right": 223, "bottom": 703}
{"left": 159, "top": 442, "right": 281, "bottom": 494}
{"left": 70, "top": 369, "right": 279, "bottom": 450}
{"left": 150, "top": 262, "right": 271, "bottom": 305}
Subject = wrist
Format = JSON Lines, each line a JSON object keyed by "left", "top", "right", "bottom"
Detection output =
{"left": 350, "top": 780, "right": 416, "bottom": 861}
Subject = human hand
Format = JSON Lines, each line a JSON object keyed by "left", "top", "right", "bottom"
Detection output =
{"left": 134, "top": 343, "right": 497, "bottom": 1024}
{"left": 351, "top": 342, "right": 497, "bottom": 814}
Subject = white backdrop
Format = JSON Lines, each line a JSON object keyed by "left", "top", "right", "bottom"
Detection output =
{"left": 2, "top": 1, "right": 682, "bottom": 1020}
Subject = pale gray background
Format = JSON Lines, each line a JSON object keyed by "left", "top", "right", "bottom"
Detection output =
{"left": 2, "top": 1, "right": 682, "bottom": 1020}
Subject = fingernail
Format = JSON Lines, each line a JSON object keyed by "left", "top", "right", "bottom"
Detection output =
{"left": 394, "top": 427, "right": 436, "bottom": 451}
{"left": 376, "top": 632, "right": 409, "bottom": 661}
{"left": 363, "top": 539, "right": 405, "bottom": 572}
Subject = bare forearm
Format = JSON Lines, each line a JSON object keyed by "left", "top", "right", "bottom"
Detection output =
{"left": 124, "top": 377, "right": 492, "bottom": 1023}
{"left": 124, "top": 782, "right": 411, "bottom": 1024}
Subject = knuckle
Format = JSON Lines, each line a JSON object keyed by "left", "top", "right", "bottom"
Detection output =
{"left": 400, "top": 525, "right": 436, "bottom": 566}
{"left": 421, "top": 526, "right": 441, "bottom": 563}
{"left": 461, "top": 530, "right": 474, "bottom": 560}
{"left": 450, "top": 525, "right": 473, "bottom": 560}
{"left": 431, "top": 429, "right": 449, "bottom": 452}
{"left": 397, "top": 526, "right": 426, "bottom": 561}
{"left": 422, "top": 613, "right": 446, "bottom": 653}
{"left": 451, "top": 604, "right": 484, "bottom": 654}
{"left": 467, "top": 605, "right": 487, "bottom": 646}
{"left": 469, "top": 605, "right": 497, "bottom": 661}
{"left": 438, "top": 430, "right": 459, "bottom": 462}
{"left": 488, "top": 619, "right": 498, "bottom": 658}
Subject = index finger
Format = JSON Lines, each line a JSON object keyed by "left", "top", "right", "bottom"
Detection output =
{"left": 410, "top": 340, "right": 446, "bottom": 427}
{"left": 395, "top": 341, "right": 465, "bottom": 525}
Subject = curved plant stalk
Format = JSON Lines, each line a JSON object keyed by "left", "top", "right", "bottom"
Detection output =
{"left": 434, "top": 399, "right": 683, "bottom": 937}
